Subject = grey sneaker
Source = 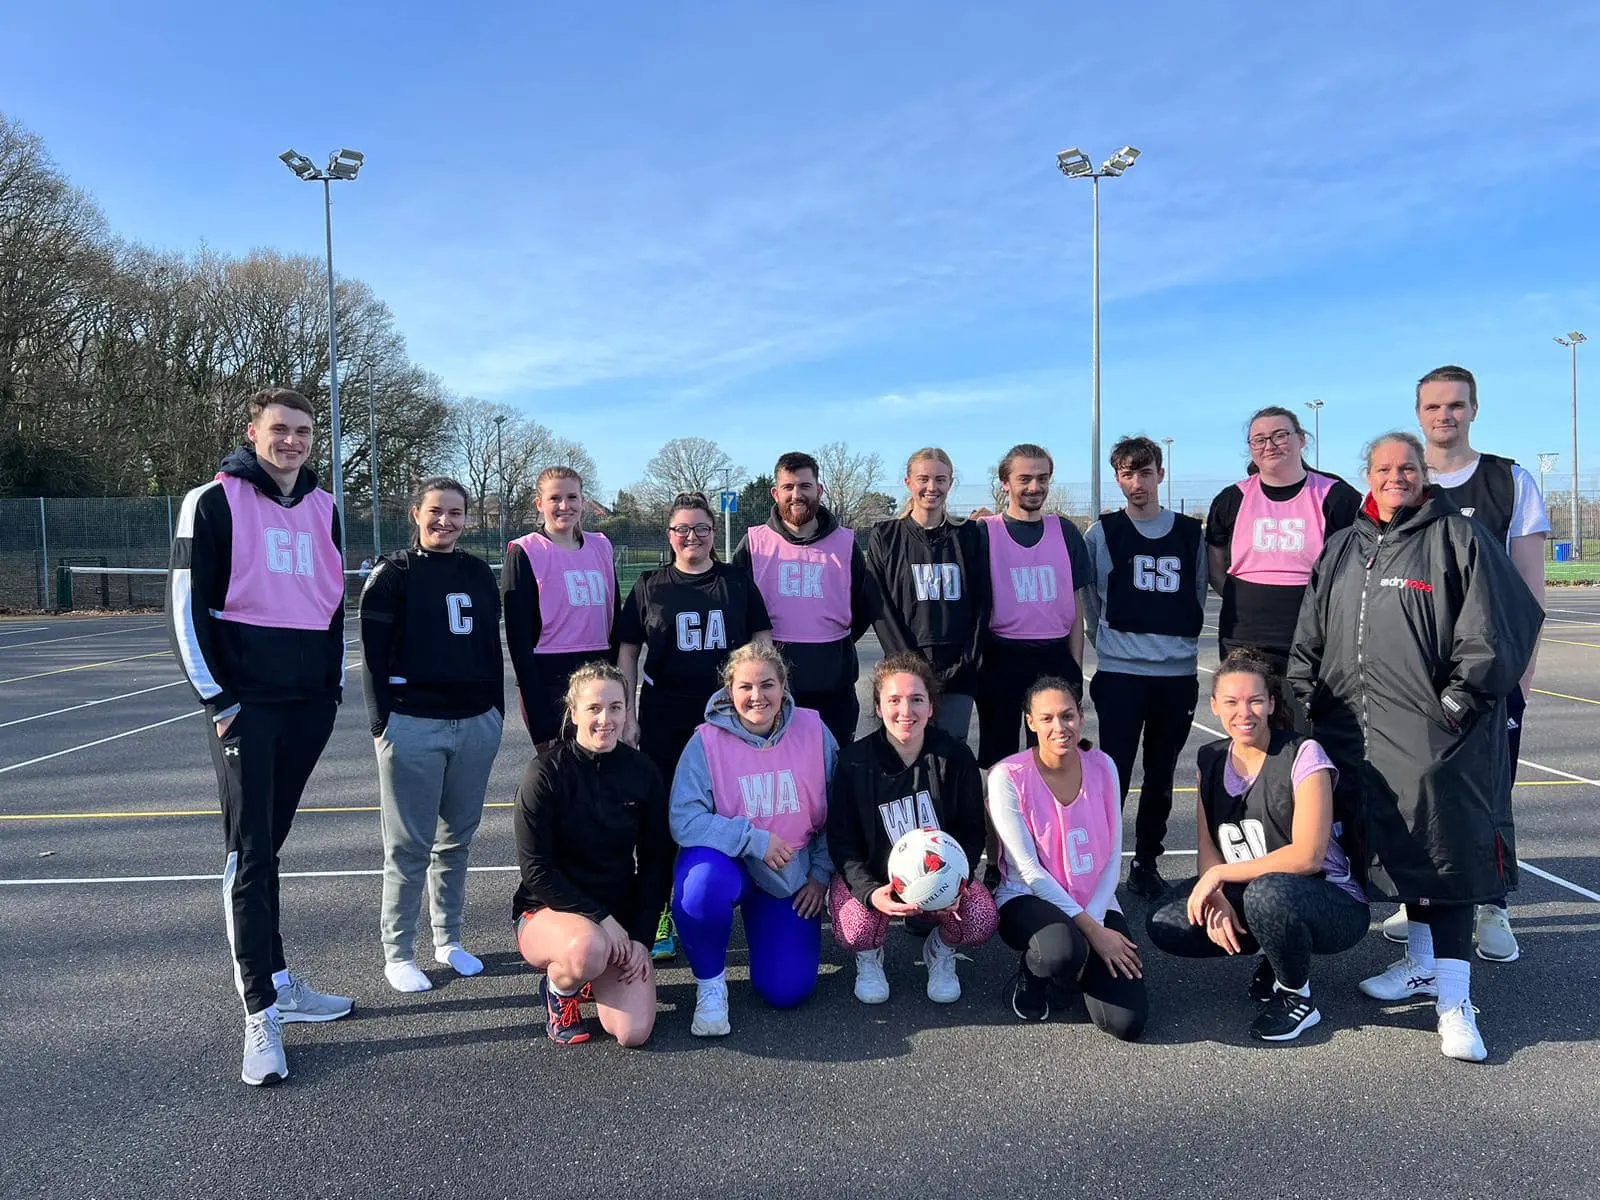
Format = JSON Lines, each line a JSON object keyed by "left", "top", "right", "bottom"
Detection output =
{"left": 924, "top": 930, "right": 961, "bottom": 1004}
{"left": 241, "top": 1008, "right": 287, "bottom": 1086}
{"left": 1474, "top": 905, "right": 1520, "bottom": 963}
{"left": 276, "top": 974, "right": 353, "bottom": 1023}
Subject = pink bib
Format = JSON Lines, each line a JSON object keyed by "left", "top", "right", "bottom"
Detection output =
{"left": 511, "top": 530, "right": 614, "bottom": 653}
{"left": 701, "top": 707, "right": 829, "bottom": 848}
{"left": 995, "top": 748, "right": 1119, "bottom": 909}
{"left": 982, "top": 514, "right": 1077, "bottom": 639}
{"left": 215, "top": 475, "right": 343, "bottom": 631}
{"left": 745, "top": 524, "right": 854, "bottom": 644}
{"left": 1228, "top": 474, "right": 1334, "bottom": 586}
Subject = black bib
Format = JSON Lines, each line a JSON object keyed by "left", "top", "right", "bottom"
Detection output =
{"left": 1433, "top": 453, "right": 1515, "bottom": 544}
{"left": 1101, "top": 510, "right": 1204, "bottom": 636}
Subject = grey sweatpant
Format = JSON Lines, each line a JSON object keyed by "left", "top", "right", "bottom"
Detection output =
{"left": 376, "top": 709, "right": 503, "bottom": 963}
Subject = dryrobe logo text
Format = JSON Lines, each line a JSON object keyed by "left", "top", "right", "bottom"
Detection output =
{"left": 1379, "top": 577, "right": 1434, "bottom": 592}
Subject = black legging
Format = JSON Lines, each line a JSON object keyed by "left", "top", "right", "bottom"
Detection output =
{"left": 1403, "top": 902, "right": 1473, "bottom": 960}
{"left": 998, "top": 896, "right": 1147, "bottom": 1041}
{"left": 1147, "top": 873, "right": 1369, "bottom": 990}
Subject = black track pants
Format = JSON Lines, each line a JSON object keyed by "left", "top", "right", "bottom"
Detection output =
{"left": 1088, "top": 670, "right": 1199, "bottom": 863}
{"left": 208, "top": 699, "right": 337, "bottom": 1014}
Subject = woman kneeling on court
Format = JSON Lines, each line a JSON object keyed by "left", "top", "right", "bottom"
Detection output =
{"left": 988, "top": 678, "right": 1147, "bottom": 1039}
{"left": 513, "top": 663, "right": 671, "bottom": 1046}
{"left": 1147, "top": 650, "right": 1368, "bottom": 1042}
{"left": 827, "top": 652, "right": 994, "bottom": 1005}
{"left": 670, "top": 642, "right": 838, "bottom": 1037}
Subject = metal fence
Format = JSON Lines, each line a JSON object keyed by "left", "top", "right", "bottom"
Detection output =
{"left": 6, "top": 490, "right": 1600, "bottom": 612}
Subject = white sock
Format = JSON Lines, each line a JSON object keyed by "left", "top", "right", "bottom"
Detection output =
{"left": 434, "top": 943, "right": 483, "bottom": 976}
{"left": 271, "top": 969, "right": 292, "bottom": 990}
{"left": 1275, "top": 979, "right": 1312, "bottom": 998}
{"left": 548, "top": 977, "right": 580, "bottom": 997}
{"left": 384, "top": 960, "right": 433, "bottom": 993}
{"left": 1435, "top": 958, "right": 1471, "bottom": 1012}
{"left": 1406, "top": 920, "right": 1436, "bottom": 969}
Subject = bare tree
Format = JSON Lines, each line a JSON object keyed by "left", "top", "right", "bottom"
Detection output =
{"left": 813, "top": 441, "right": 883, "bottom": 526}
{"left": 633, "top": 437, "right": 743, "bottom": 511}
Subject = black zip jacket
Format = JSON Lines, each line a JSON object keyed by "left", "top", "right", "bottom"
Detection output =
{"left": 864, "top": 516, "right": 991, "bottom": 694}
{"left": 826, "top": 725, "right": 986, "bottom": 906}
{"left": 359, "top": 547, "right": 505, "bottom": 736}
{"left": 166, "top": 446, "right": 345, "bottom": 718}
{"left": 1288, "top": 491, "right": 1542, "bottom": 903}
{"left": 511, "top": 740, "right": 672, "bottom": 944}
{"left": 732, "top": 504, "right": 879, "bottom": 695}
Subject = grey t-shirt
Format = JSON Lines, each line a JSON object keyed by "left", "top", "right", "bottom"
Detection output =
{"left": 1084, "top": 510, "right": 1207, "bottom": 677}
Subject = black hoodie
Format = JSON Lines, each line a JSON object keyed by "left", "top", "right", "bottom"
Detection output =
{"left": 864, "top": 515, "right": 991, "bottom": 693}
{"left": 826, "top": 725, "right": 986, "bottom": 906}
{"left": 1288, "top": 491, "right": 1542, "bottom": 903}
{"left": 166, "top": 447, "right": 345, "bottom": 718}
{"left": 732, "top": 504, "right": 879, "bottom": 695}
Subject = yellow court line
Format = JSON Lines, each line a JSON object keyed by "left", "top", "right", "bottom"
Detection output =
{"left": 0, "top": 787, "right": 1581, "bottom": 825}
{"left": 1541, "top": 637, "right": 1600, "bottom": 650}
{"left": 1532, "top": 686, "right": 1600, "bottom": 707}
{"left": 0, "top": 651, "right": 168, "bottom": 685}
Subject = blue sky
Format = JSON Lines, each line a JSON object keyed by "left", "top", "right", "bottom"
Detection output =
{"left": 6, "top": 1, "right": 1600, "bottom": 512}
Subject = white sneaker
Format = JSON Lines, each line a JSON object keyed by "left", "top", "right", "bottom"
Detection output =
{"left": 1474, "top": 905, "right": 1520, "bottom": 963}
{"left": 923, "top": 930, "right": 961, "bottom": 1004}
{"left": 276, "top": 973, "right": 353, "bottom": 1023}
{"left": 853, "top": 949, "right": 890, "bottom": 1004}
{"left": 690, "top": 975, "right": 731, "bottom": 1037}
{"left": 1381, "top": 908, "right": 1409, "bottom": 944}
{"left": 1438, "top": 1000, "right": 1488, "bottom": 1062}
{"left": 241, "top": 1008, "right": 287, "bottom": 1086}
{"left": 1358, "top": 956, "right": 1439, "bottom": 1001}
{"left": 434, "top": 943, "right": 485, "bottom": 976}
{"left": 384, "top": 960, "right": 433, "bottom": 993}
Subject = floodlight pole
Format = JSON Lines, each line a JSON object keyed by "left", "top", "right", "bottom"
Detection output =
{"left": 1091, "top": 174, "right": 1102, "bottom": 517}
{"left": 368, "top": 378, "right": 381, "bottom": 558}
{"left": 320, "top": 178, "right": 348, "bottom": 562}
{"left": 1161, "top": 437, "right": 1173, "bottom": 509}
{"left": 1305, "top": 399, "right": 1324, "bottom": 469}
{"left": 1557, "top": 333, "right": 1587, "bottom": 558}
{"left": 495, "top": 414, "right": 508, "bottom": 550}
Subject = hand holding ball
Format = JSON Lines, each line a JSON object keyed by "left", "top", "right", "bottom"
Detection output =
{"left": 886, "top": 829, "right": 969, "bottom": 912}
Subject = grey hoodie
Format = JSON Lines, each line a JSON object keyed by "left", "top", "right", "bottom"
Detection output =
{"left": 669, "top": 690, "right": 838, "bottom": 897}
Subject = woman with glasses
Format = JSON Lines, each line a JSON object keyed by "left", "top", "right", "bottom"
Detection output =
{"left": 1205, "top": 408, "right": 1360, "bottom": 724}
{"left": 618, "top": 490, "right": 774, "bottom": 818}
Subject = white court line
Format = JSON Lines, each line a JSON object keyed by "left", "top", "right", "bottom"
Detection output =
{"left": 0, "top": 624, "right": 162, "bottom": 650}
{"left": 0, "top": 681, "right": 187, "bottom": 730}
{"left": 0, "top": 711, "right": 201, "bottom": 775}
{"left": 1517, "top": 757, "right": 1600, "bottom": 788}
{"left": 1518, "top": 863, "right": 1600, "bottom": 904}
{"left": 0, "top": 626, "right": 50, "bottom": 637}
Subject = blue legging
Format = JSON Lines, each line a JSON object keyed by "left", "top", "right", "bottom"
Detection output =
{"left": 671, "top": 846, "right": 821, "bottom": 1009}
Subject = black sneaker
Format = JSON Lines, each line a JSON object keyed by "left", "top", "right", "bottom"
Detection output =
{"left": 1249, "top": 988, "right": 1321, "bottom": 1042}
{"left": 1126, "top": 859, "right": 1167, "bottom": 901}
{"left": 1249, "top": 956, "right": 1277, "bottom": 1003}
{"left": 1007, "top": 962, "right": 1050, "bottom": 1022}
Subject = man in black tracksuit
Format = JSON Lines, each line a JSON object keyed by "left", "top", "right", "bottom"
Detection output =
{"left": 167, "top": 388, "right": 352, "bottom": 1087}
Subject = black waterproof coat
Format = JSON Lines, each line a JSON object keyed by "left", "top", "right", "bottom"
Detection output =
{"left": 1287, "top": 492, "right": 1542, "bottom": 904}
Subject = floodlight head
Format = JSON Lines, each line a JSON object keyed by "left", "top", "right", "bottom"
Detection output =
{"left": 327, "top": 148, "right": 365, "bottom": 180}
{"left": 1571, "top": 330, "right": 1588, "bottom": 343}
{"left": 279, "top": 149, "right": 319, "bottom": 180}
{"left": 1056, "top": 147, "right": 1093, "bottom": 178}
{"left": 1101, "top": 145, "right": 1142, "bottom": 175}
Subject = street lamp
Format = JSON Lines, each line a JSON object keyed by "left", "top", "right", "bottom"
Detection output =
{"left": 1161, "top": 436, "right": 1174, "bottom": 509}
{"left": 280, "top": 146, "right": 365, "bottom": 563}
{"left": 1304, "top": 399, "right": 1325, "bottom": 469}
{"left": 1555, "top": 332, "right": 1587, "bottom": 558}
{"left": 494, "top": 414, "right": 508, "bottom": 551}
{"left": 1057, "top": 144, "right": 1141, "bottom": 516}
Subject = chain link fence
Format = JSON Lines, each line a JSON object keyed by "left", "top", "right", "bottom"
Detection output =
{"left": 6, "top": 489, "right": 1600, "bottom": 613}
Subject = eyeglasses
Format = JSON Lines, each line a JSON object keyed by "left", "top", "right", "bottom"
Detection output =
{"left": 669, "top": 523, "right": 714, "bottom": 539}
{"left": 1247, "top": 430, "right": 1297, "bottom": 450}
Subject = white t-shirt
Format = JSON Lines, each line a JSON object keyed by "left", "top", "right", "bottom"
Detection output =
{"left": 1428, "top": 456, "right": 1551, "bottom": 547}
